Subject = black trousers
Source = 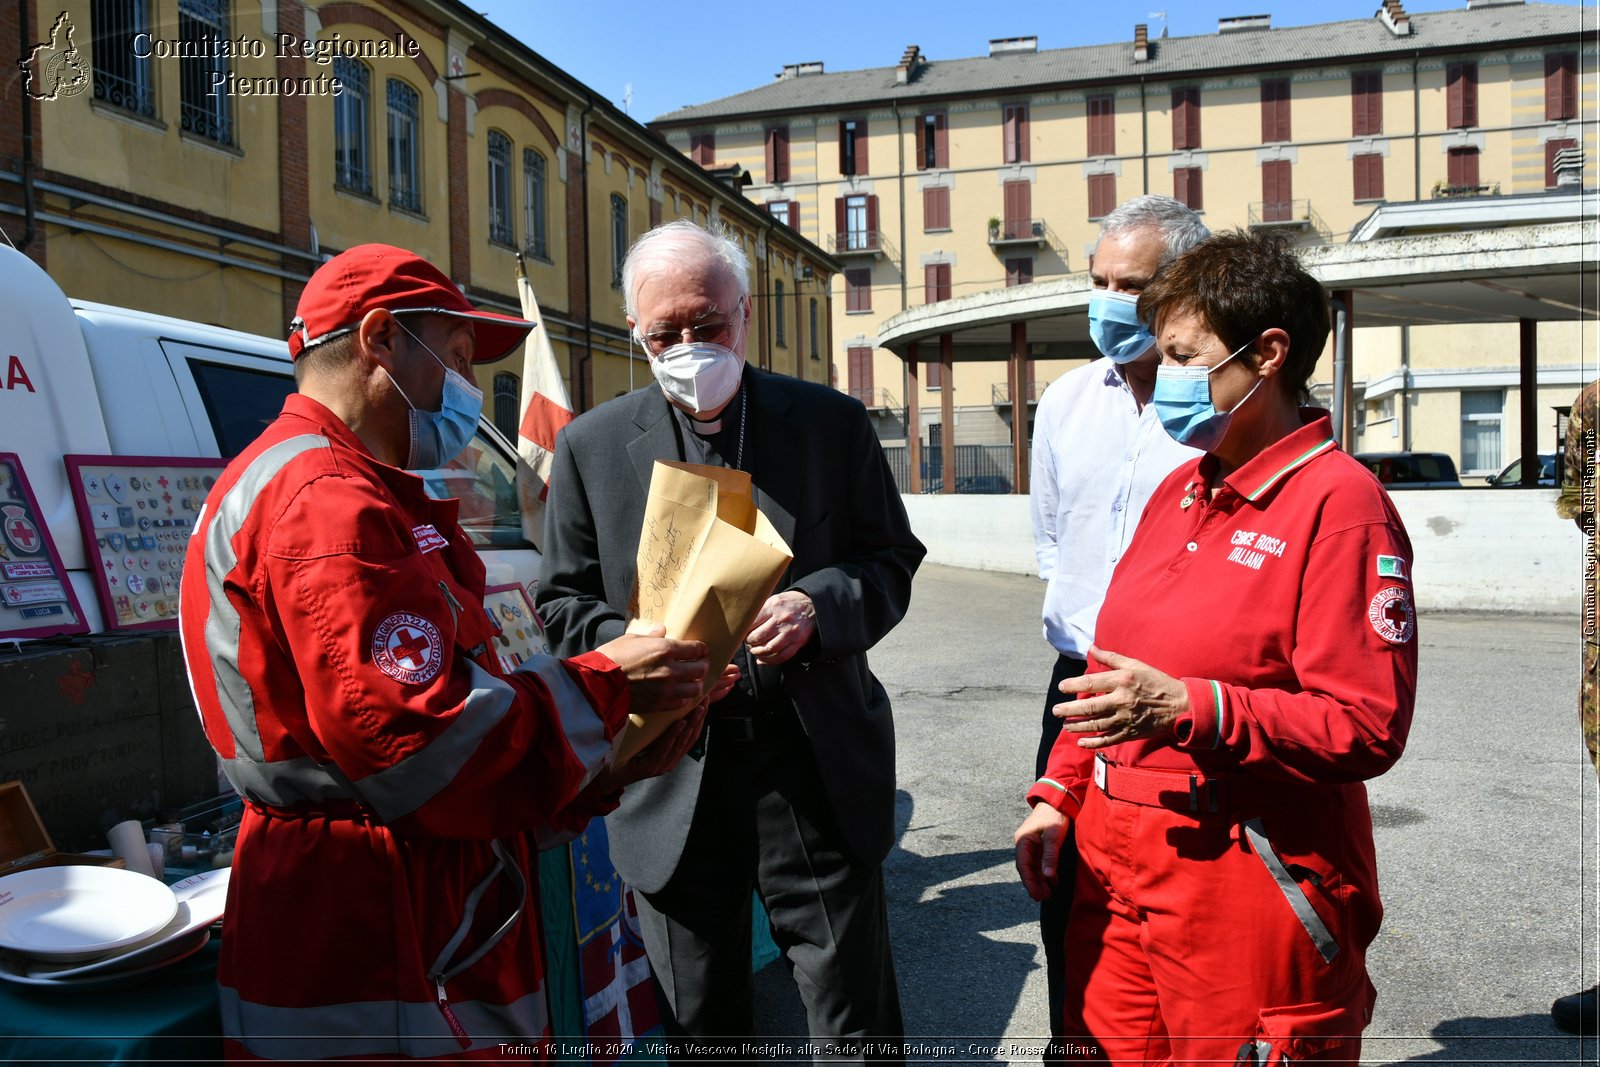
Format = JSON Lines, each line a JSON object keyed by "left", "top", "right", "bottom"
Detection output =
{"left": 634, "top": 711, "right": 903, "bottom": 1064}
{"left": 1036, "top": 653, "right": 1085, "bottom": 1065}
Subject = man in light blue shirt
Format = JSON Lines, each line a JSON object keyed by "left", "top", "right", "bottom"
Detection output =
{"left": 1024, "top": 195, "right": 1207, "bottom": 1063}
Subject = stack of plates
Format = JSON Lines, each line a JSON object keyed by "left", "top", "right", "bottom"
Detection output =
{"left": 0, "top": 866, "right": 229, "bottom": 990}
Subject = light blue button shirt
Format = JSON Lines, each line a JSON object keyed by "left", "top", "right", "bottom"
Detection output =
{"left": 1030, "top": 357, "right": 1199, "bottom": 658}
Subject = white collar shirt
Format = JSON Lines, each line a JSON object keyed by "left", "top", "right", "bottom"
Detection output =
{"left": 1030, "top": 357, "right": 1199, "bottom": 657}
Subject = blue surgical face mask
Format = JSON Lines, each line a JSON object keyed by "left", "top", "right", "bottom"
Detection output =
{"left": 385, "top": 320, "right": 483, "bottom": 469}
{"left": 1151, "top": 338, "right": 1264, "bottom": 451}
{"left": 1087, "top": 289, "right": 1155, "bottom": 365}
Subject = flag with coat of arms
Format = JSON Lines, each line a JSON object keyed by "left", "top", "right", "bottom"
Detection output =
{"left": 514, "top": 254, "right": 574, "bottom": 550}
{"left": 572, "top": 819, "right": 664, "bottom": 1064}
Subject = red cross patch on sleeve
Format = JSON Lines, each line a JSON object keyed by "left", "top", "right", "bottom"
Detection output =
{"left": 1367, "top": 586, "right": 1416, "bottom": 645}
{"left": 372, "top": 612, "right": 444, "bottom": 684}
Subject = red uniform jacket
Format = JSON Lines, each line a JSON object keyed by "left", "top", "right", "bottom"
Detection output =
{"left": 179, "top": 394, "right": 627, "bottom": 1060}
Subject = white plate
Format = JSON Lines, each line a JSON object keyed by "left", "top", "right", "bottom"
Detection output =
{"left": 19, "top": 868, "right": 230, "bottom": 980}
{"left": 0, "top": 865, "right": 177, "bottom": 961}
{"left": 0, "top": 928, "right": 210, "bottom": 990}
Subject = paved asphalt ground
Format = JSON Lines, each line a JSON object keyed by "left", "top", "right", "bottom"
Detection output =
{"left": 752, "top": 563, "right": 1599, "bottom": 1065}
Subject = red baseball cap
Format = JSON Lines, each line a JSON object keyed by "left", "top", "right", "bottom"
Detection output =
{"left": 288, "top": 243, "right": 535, "bottom": 363}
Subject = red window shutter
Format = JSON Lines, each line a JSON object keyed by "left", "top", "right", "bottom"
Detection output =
{"left": 765, "top": 126, "right": 788, "bottom": 184}
{"left": 1546, "top": 138, "right": 1576, "bottom": 187}
{"left": 1006, "top": 258, "right": 1033, "bottom": 287}
{"left": 915, "top": 117, "right": 928, "bottom": 171}
{"left": 856, "top": 119, "right": 869, "bottom": 174}
{"left": 924, "top": 264, "right": 939, "bottom": 304}
{"left": 1448, "top": 147, "right": 1480, "bottom": 189}
{"left": 847, "top": 346, "right": 874, "bottom": 399}
{"left": 1172, "top": 88, "right": 1202, "bottom": 150}
{"left": 788, "top": 200, "right": 801, "bottom": 229}
{"left": 1174, "top": 167, "right": 1202, "bottom": 211}
{"left": 1260, "top": 80, "right": 1290, "bottom": 143}
{"left": 923, "top": 187, "right": 949, "bottom": 231}
{"left": 1003, "top": 180, "right": 1031, "bottom": 236}
{"left": 1353, "top": 154, "right": 1383, "bottom": 201}
{"left": 1448, "top": 64, "right": 1477, "bottom": 128}
{"left": 865, "top": 195, "right": 879, "bottom": 247}
{"left": 1547, "top": 53, "right": 1576, "bottom": 121}
{"left": 838, "top": 121, "right": 847, "bottom": 173}
{"left": 1088, "top": 96, "right": 1115, "bottom": 156}
{"left": 1088, "top": 173, "right": 1115, "bottom": 219}
{"left": 927, "top": 362, "right": 942, "bottom": 389}
{"left": 845, "top": 269, "right": 871, "bottom": 312}
{"left": 834, "top": 198, "right": 847, "bottom": 246}
{"left": 936, "top": 113, "right": 949, "bottom": 168}
{"left": 1353, "top": 72, "right": 1382, "bottom": 137}
{"left": 1262, "top": 161, "right": 1291, "bottom": 220}
{"left": 692, "top": 132, "right": 715, "bottom": 166}
{"left": 1002, "top": 106, "right": 1018, "bottom": 164}
{"left": 765, "top": 129, "right": 776, "bottom": 183}
{"left": 1017, "top": 105, "right": 1029, "bottom": 163}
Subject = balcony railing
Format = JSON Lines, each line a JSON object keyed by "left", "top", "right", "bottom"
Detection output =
{"left": 848, "top": 387, "right": 899, "bottom": 411}
{"left": 988, "top": 218, "right": 1047, "bottom": 247}
{"left": 828, "top": 230, "right": 891, "bottom": 258}
{"left": 991, "top": 380, "right": 1049, "bottom": 406}
{"left": 1246, "top": 200, "right": 1331, "bottom": 241}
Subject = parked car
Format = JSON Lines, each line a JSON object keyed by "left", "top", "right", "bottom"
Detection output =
{"left": 1353, "top": 451, "right": 1463, "bottom": 489}
{"left": 1485, "top": 452, "right": 1558, "bottom": 487}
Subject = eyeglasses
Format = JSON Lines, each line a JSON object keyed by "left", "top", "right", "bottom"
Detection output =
{"left": 640, "top": 320, "right": 735, "bottom": 355}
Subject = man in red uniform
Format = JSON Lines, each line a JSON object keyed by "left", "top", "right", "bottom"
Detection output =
{"left": 178, "top": 245, "right": 718, "bottom": 1060}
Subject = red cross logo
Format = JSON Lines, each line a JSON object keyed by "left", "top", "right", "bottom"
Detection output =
{"left": 390, "top": 626, "right": 432, "bottom": 669}
{"left": 372, "top": 612, "right": 443, "bottom": 684}
{"left": 1367, "top": 586, "right": 1414, "bottom": 645}
{"left": 158, "top": 477, "right": 168, "bottom": 489}
{"left": 5, "top": 516, "right": 38, "bottom": 553}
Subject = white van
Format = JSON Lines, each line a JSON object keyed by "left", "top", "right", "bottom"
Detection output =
{"left": 1, "top": 243, "right": 540, "bottom": 639}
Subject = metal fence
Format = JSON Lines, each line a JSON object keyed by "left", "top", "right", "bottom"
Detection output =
{"left": 883, "top": 444, "right": 1015, "bottom": 495}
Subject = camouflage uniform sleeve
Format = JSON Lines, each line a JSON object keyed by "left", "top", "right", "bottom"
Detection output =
{"left": 1557, "top": 380, "right": 1598, "bottom": 532}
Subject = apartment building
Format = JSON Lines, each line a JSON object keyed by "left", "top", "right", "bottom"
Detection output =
{"left": 0, "top": 0, "right": 837, "bottom": 424}
{"left": 651, "top": 0, "right": 1595, "bottom": 482}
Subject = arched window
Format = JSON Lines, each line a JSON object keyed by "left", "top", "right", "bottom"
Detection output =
{"left": 333, "top": 58, "right": 372, "bottom": 194}
{"left": 610, "top": 194, "right": 628, "bottom": 290}
{"left": 488, "top": 131, "right": 514, "bottom": 245}
{"left": 386, "top": 79, "right": 422, "bottom": 212}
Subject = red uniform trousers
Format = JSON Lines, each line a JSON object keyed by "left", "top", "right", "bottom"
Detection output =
{"left": 1063, "top": 769, "right": 1380, "bottom": 1066}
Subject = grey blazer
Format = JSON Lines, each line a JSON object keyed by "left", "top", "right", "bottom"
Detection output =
{"left": 536, "top": 367, "right": 925, "bottom": 893}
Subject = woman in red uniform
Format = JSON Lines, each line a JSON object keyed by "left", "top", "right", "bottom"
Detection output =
{"left": 1014, "top": 230, "right": 1418, "bottom": 1065}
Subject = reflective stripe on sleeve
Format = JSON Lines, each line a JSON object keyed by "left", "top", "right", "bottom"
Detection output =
{"left": 352, "top": 660, "right": 515, "bottom": 823}
{"left": 513, "top": 653, "right": 612, "bottom": 789}
{"left": 218, "top": 985, "right": 549, "bottom": 1059}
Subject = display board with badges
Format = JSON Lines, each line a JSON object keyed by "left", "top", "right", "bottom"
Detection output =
{"left": 0, "top": 453, "right": 88, "bottom": 640}
{"left": 64, "top": 456, "right": 227, "bottom": 632}
{"left": 483, "top": 583, "right": 551, "bottom": 675}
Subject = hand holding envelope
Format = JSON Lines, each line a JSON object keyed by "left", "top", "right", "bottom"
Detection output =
{"left": 612, "top": 461, "right": 793, "bottom": 765}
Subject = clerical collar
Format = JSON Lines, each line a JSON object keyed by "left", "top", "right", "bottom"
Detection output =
{"left": 688, "top": 413, "right": 722, "bottom": 436}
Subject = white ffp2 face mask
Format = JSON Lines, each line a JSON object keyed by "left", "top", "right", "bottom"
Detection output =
{"left": 648, "top": 341, "right": 744, "bottom": 414}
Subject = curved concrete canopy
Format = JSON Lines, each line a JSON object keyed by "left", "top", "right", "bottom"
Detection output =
{"left": 876, "top": 219, "right": 1597, "bottom": 360}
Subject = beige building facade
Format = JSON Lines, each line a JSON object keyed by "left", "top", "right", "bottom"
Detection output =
{"left": 652, "top": 0, "right": 1595, "bottom": 483}
{"left": 1, "top": 0, "right": 837, "bottom": 430}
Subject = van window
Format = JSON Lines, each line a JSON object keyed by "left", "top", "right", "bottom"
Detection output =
{"left": 187, "top": 358, "right": 530, "bottom": 550}
{"left": 189, "top": 360, "right": 296, "bottom": 457}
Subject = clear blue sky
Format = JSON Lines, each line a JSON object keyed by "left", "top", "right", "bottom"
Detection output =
{"left": 479, "top": 0, "right": 1588, "bottom": 124}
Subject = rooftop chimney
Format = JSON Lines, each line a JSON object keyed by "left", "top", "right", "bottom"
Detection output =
{"left": 1217, "top": 13, "right": 1272, "bottom": 32}
{"left": 1134, "top": 23, "right": 1150, "bottom": 62}
{"left": 896, "top": 44, "right": 925, "bottom": 84}
{"left": 988, "top": 36, "right": 1039, "bottom": 57}
{"left": 776, "top": 61, "right": 825, "bottom": 80}
{"left": 1377, "top": 0, "right": 1412, "bottom": 35}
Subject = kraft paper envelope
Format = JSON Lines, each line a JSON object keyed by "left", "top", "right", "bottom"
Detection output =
{"left": 614, "top": 461, "right": 793, "bottom": 765}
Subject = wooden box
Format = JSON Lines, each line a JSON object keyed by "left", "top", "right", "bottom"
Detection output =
{"left": 0, "top": 781, "right": 125, "bottom": 876}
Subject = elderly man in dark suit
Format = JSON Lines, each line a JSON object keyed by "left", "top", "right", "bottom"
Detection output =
{"left": 538, "top": 219, "right": 924, "bottom": 1054}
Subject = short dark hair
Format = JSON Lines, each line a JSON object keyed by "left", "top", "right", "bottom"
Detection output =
{"left": 1137, "top": 229, "right": 1329, "bottom": 402}
{"left": 292, "top": 331, "right": 358, "bottom": 386}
